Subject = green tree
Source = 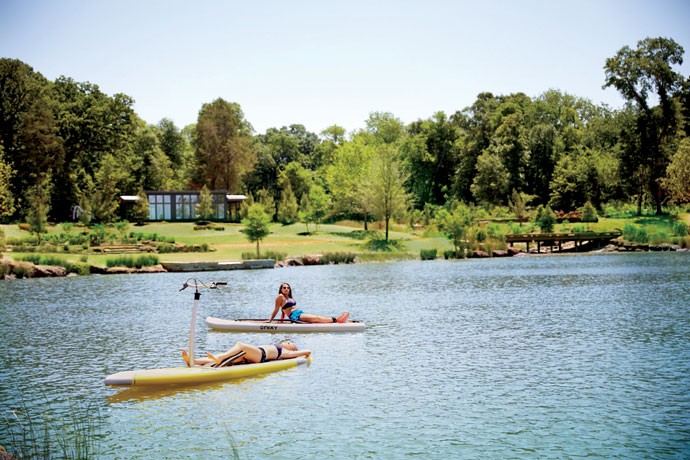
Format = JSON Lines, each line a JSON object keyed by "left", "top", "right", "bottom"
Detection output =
{"left": 157, "top": 118, "right": 193, "bottom": 188}
{"left": 277, "top": 181, "right": 299, "bottom": 224}
{"left": 52, "top": 77, "right": 136, "bottom": 221}
{"left": 299, "top": 184, "right": 330, "bottom": 233}
{"left": 26, "top": 174, "right": 52, "bottom": 243}
{"left": 436, "top": 202, "right": 475, "bottom": 257}
{"left": 0, "top": 58, "right": 63, "bottom": 220}
{"left": 509, "top": 188, "right": 532, "bottom": 226}
{"left": 470, "top": 151, "right": 510, "bottom": 206}
{"left": 662, "top": 137, "right": 690, "bottom": 203}
{"left": 535, "top": 204, "right": 556, "bottom": 232}
{"left": 0, "top": 145, "right": 15, "bottom": 220}
{"left": 580, "top": 201, "right": 599, "bottom": 223}
{"left": 129, "top": 123, "right": 174, "bottom": 191}
{"left": 451, "top": 92, "right": 499, "bottom": 202}
{"left": 242, "top": 203, "right": 271, "bottom": 257}
{"left": 361, "top": 143, "right": 410, "bottom": 241}
{"left": 323, "top": 134, "right": 374, "bottom": 228}
{"left": 278, "top": 161, "right": 313, "bottom": 205}
{"left": 604, "top": 37, "right": 686, "bottom": 215}
{"left": 404, "top": 112, "right": 461, "bottom": 207}
{"left": 194, "top": 98, "right": 255, "bottom": 192}
{"left": 90, "top": 154, "right": 128, "bottom": 222}
{"left": 131, "top": 188, "right": 149, "bottom": 224}
{"left": 196, "top": 185, "right": 214, "bottom": 220}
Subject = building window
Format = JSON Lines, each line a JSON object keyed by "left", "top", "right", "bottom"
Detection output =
{"left": 213, "top": 194, "right": 226, "bottom": 219}
{"left": 176, "top": 194, "right": 198, "bottom": 220}
{"left": 148, "top": 194, "right": 171, "bottom": 220}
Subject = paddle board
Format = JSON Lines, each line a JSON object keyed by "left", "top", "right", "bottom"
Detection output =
{"left": 105, "top": 356, "right": 310, "bottom": 386}
{"left": 206, "top": 316, "right": 367, "bottom": 333}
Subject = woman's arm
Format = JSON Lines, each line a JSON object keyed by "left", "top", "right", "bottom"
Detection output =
{"left": 280, "top": 349, "right": 311, "bottom": 359}
{"left": 268, "top": 294, "right": 284, "bottom": 322}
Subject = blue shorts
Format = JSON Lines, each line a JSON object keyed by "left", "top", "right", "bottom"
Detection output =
{"left": 289, "top": 310, "right": 303, "bottom": 322}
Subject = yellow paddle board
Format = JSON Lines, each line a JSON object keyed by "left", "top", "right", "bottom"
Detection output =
{"left": 105, "top": 356, "right": 311, "bottom": 386}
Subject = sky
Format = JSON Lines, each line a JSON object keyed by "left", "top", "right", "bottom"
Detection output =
{"left": 2, "top": 0, "right": 690, "bottom": 136}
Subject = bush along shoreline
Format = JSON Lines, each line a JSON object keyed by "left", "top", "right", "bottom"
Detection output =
{"left": 0, "top": 254, "right": 166, "bottom": 280}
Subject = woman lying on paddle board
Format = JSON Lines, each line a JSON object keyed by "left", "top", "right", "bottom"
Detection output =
{"left": 182, "top": 339, "right": 311, "bottom": 367}
{"left": 269, "top": 282, "right": 350, "bottom": 324}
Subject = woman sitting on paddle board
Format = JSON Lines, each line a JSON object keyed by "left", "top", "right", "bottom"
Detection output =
{"left": 269, "top": 282, "right": 350, "bottom": 324}
{"left": 182, "top": 339, "right": 310, "bottom": 367}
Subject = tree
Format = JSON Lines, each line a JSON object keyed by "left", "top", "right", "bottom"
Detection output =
{"left": 361, "top": 143, "right": 410, "bottom": 241}
{"left": 0, "top": 145, "right": 15, "bottom": 220}
{"left": 509, "top": 188, "right": 532, "bottom": 226}
{"left": 604, "top": 37, "right": 686, "bottom": 215}
{"left": 451, "top": 92, "right": 499, "bottom": 202}
{"left": 323, "top": 134, "right": 374, "bottom": 227}
{"left": 470, "top": 151, "right": 510, "bottom": 206}
{"left": 52, "top": 77, "right": 136, "bottom": 221}
{"left": 299, "top": 184, "right": 330, "bottom": 233}
{"left": 404, "top": 112, "right": 461, "bottom": 207}
{"left": 196, "top": 185, "right": 214, "bottom": 220}
{"left": 0, "top": 59, "right": 63, "bottom": 220}
{"left": 90, "top": 154, "right": 128, "bottom": 222}
{"left": 580, "top": 201, "right": 599, "bottom": 223}
{"left": 242, "top": 203, "right": 271, "bottom": 257}
{"left": 277, "top": 181, "right": 299, "bottom": 224}
{"left": 26, "top": 174, "right": 52, "bottom": 243}
{"left": 129, "top": 123, "right": 174, "bottom": 191}
{"left": 436, "top": 202, "right": 475, "bottom": 257}
{"left": 535, "top": 204, "right": 556, "bottom": 232}
{"left": 130, "top": 188, "right": 149, "bottom": 224}
{"left": 158, "top": 118, "right": 193, "bottom": 189}
{"left": 662, "top": 137, "right": 690, "bottom": 203}
{"left": 194, "top": 98, "right": 254, "bottom": 192}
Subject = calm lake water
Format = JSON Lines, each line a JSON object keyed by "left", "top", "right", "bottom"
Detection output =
{"left": 1, "top": 252, "right": 689, "bottom": 459}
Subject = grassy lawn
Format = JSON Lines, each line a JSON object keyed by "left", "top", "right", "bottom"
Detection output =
{"left": 2, "top": 212, "right": 688, "bottom": 265}
{"left": 2, "top": 220, "right": 454, "bottom": 264}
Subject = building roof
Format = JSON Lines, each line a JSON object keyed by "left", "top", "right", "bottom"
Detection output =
{"left": 226, "top": 194, "right": 247, "bottom": 202}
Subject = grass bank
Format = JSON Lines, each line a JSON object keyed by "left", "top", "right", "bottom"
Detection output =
{"left": 2, "top": 213, "right": 689, "bottom": 269}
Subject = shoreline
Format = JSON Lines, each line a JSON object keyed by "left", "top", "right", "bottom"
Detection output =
{"left": 1, "top": 240, "right": 688, "bottom": 280}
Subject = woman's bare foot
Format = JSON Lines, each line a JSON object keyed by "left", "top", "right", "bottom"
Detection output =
{"left": 206, "top": 352, "right": 221, "bottom": 366}
{"left": 336, "top": 312, "right": 350, "bottom": 323}
{"left": 182, "top": 349, "right": 191, "bottom": 367}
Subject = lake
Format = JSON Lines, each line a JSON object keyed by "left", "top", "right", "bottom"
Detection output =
{"left": 1, "top": 252, "right": 689, "bottom": 459}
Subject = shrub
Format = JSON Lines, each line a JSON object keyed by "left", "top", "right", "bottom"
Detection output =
{"left": 673, "top": 221, "right": 688, "bottom": 237}
{"left": 443, "top": 249, "right": 464, "bottom": 259}
{"left": 580, "top": 201, "right": 599, "bottom": 222}
{"left": 12, "top": 262, "right": 34, "bottom": 278}
{"left": 649, "top": 230, "right": 670, "bottom": 245}
{"left": 364, "top": 233, "right": 406, "bottom": 252}
{"left": 321, "top": 252, "right": 356, "bottom": 264}
{"left": 623, "top": 223, "right": 648, "bottom": 243}
{"left": 106, "top": 254, "right": 159, "bottom": 268}
{"left": 0, "top": 260, "right": 10, "bottom": 278}
{"left": 420, "top": 249, "right": 437, "bottom": 260}
{"left": 535, "top": 205, "right": 556, "bottom": 232}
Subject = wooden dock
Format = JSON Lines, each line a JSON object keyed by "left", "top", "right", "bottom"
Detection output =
{"left": 505, "top": 231, "right": 621, "bottom": 253}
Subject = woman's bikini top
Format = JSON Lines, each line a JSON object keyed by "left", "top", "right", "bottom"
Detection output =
{"left": 281, "top": 298, "right": 296, "bottom": 311}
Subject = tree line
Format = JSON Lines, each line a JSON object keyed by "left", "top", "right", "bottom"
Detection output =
{"left": 1, "top": 37, "right": 689, "bottom": 237}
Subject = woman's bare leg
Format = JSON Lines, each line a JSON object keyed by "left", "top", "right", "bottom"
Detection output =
{"left": 213, "top": 342, "right": 264, "bottom": 363}
{"left": 298, "top": 313, "right": 337, "bottom": 323}
{"left": 298, "top": 312, "right": 350, "bottom": 323}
